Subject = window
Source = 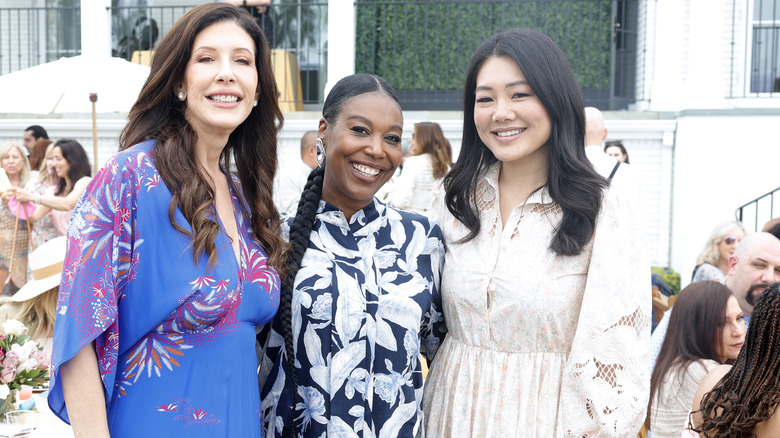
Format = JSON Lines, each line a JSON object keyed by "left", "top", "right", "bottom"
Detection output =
{"left": 750, "top": 0, "right": 780, "bottom": 92}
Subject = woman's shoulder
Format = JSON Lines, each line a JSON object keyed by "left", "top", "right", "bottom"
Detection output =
{"left": 692, "top": 364, "right": 732, "bottom": 411}
{"left": 384, "top": 202, "right": 441, "bottom": 232}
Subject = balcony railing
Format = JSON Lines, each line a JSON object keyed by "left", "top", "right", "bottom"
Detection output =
{"left": 736, "top": 186, "right": 780, "bottom": 232}
{"left": 0, "top": 6, "right": 80, "bottom": 75}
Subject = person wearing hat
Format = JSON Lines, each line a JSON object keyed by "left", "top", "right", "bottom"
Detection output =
{"left": 0, "top": 236, "right": 65, "bottom": 351}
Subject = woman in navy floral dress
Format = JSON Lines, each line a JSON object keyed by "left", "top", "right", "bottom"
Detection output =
{"left": 259, "top": 74, "right": 446, "bottom": 437}
{"left": 47, "top": 4, "right": 286, "bottom": 437}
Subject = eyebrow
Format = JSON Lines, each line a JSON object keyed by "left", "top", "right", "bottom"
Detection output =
{"left": 346, "top": 115, "right": 403, "bottom": 133}
{"left": 475, "top": 80, "right": 529, "bottom": 92}
{"left": 193, "top": 46, "right": 254, "bottom": 56}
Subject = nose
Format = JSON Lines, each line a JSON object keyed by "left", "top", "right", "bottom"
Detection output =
{"left": 364, "top": 135, "right": 386, "bottom": 159}
{"left": 216, "top": 55, "right": 236, "bottom": 83}
{"left": 493, "top": 96, "right": 515, "bottom": 122}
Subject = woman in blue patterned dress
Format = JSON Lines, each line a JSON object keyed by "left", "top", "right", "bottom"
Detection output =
{"left": 259, "top": 74, "right": 446, "bottom": 437}
{"left": 47, "top": 4, "right": 285, "bottom": 437}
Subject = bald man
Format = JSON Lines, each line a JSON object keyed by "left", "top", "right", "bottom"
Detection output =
{"left": 725, "top": 232, "right": 780, "bottom": 324}
{"left": 651, "top": 232, "right": 780, "bottom": 369}
{"left": 273, "top": 131, "right": 318, "bottom": 213}
{"left": 583, "top": 106, "right": 641, "bottom": 199}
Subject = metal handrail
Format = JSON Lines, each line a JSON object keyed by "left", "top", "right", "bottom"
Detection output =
{"left": 735, "top": 186, "right": 780, "bottom": 232}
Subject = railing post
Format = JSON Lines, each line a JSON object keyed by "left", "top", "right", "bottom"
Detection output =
{"left": 325, "top": 0, "right": 355, "bottom": 99}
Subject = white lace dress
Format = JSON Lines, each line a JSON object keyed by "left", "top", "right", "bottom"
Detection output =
{"left": 423, "top": 163, "right": 651, "bottom": 437}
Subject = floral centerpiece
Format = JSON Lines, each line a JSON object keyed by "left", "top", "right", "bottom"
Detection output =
{"left": 0, "top": 320, "right": 50, "bottom": 416}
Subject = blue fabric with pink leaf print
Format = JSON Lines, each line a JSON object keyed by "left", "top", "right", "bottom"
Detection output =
{"left": 48, "top": 140, "right": 280, "bottom": 437}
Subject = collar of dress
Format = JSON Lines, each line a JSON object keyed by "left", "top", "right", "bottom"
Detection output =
{"left": 481, "top": 162, "right": 553, "bottom": 206}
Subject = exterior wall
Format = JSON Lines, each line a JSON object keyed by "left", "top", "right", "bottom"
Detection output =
{"left": 671, "top": 110, "right": 780, "bottom": 289}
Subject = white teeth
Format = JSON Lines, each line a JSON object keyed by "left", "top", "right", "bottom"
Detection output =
{"left": 352, "top": 163, "right": 380, "bottom": 177}
{"left": 496, "top": 129, "right": 525, "bottom": 137}
{"left": 209, "top": 95, "right": 239, "bottom": 103}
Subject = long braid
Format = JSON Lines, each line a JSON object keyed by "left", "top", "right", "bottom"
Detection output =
{"left": 697, "top": 283, "right": 780, "bottom": 437}
{"left": 279, "top": 166, "right": 324, "bottom": 438}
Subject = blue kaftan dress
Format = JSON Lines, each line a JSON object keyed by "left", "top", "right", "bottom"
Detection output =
{"left": 259, "top": 200, "right": 446, "bottom": 437}
{"left": 48, "top": 140, "right": 280, "bottom": 437}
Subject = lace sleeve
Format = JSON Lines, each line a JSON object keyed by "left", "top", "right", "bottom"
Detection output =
{"left": 562, "top": 188, "right": 651, "bottom": 437}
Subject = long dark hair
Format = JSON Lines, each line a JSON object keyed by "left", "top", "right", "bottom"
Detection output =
{"left": 413, "top": 122, "right": 451, "bottom": 179}
{"left": 647, "top": 281, "right": 733, "bottom": 429}
{"left": 118, "top": 3, "right": 285, "bottom": 271}
{"left": 697, "top": 283, "right": 780, "bottom": 437}
{"left": 52, "top": 139, "right": 91, "bottom": 196}
{"left": 275, "top": 74, "right": 399, "bottom": 437}
{"left": 444, "top": 28, "right": 606, "bottom": 255}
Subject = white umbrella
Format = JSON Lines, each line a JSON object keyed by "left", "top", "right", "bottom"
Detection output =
{"left": 0, "top": 55, "right": 151, "bottom": 172}
{"left": 0, "top": 55, "right": 150, "bottom": 114}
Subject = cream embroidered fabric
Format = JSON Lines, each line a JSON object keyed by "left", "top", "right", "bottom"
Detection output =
{"left": 423, "top": 163, "right": 651, "bottom": 437}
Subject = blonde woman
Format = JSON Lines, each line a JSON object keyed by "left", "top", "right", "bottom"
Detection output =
{"left": 0, "top": 142, "right": 32, "bottom": 296}
{"left": 692, "top": 220, "right": 745, "bottom": 282}
{"left": 0, "top": 236, "right": 64, "bottom": 351}
{"left": 23, "top": 141, "right": 60, "bottom": 247}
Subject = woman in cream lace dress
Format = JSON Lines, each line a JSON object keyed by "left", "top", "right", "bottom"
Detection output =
{"left": 422, "top": 29, "right": 650, "bottom": 437}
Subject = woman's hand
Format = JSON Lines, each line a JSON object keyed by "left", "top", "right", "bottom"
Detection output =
{"left": 0, "top": 188, "right": 15, "bottom": 202}
{"left": 12, "top": 187, "right": 35, "bottom": 203}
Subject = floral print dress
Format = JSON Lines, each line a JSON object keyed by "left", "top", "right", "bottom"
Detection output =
{"left": 259, "top": 200, "right": 446, "bottom": 437}
{"left": 48, "top": 140, "right": 280, "bottom": 437}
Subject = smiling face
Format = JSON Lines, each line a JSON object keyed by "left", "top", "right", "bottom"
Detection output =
{"left": 180, "top": 21, "right": 258, "bottom": 140}
{"left": 49, "top": 146, "right": 70, "bottom": 180}
{"left": 319, "top": 91, "right": 403, "bottom": 219}
{"left": 716, "top": 296, "right": 746, "bottom": 362}
{"left": 1, "top": 146, "right": 24, "bottom": 178}
{"left": 473, "top": 55, "right": 551, "bottom": 170}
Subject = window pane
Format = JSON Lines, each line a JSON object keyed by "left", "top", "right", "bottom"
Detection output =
{"left": 755, "top": 0, "right": 780, "bottom": 21}
{"left": 750, "top": 26, "right": 780, "bottom": 92}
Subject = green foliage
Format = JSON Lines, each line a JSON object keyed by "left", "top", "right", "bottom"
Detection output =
{"left": 652, "top": 266, "right": 681, "bottom": 296}
{"left": 355, "top": 0, "right": 612, "bottom": 93}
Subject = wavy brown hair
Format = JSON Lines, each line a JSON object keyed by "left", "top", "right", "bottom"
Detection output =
{"left": 119, "top": 3, "right": 285, "bottom": 271}
{"left": 412, "top": 122, "right": 451, "bottom": 179}
{"left": 696, "top": 283, "right": 780, "bottom": 437}
{"left": 647, "top": 281, "right": 733, "bottom": 429}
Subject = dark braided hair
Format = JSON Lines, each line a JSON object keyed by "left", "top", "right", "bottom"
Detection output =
{"left": 696, "top": 283, "right": 780, "bottom": 437}
{"left": 278, "top": 74, "right": 399, "bottom": 437}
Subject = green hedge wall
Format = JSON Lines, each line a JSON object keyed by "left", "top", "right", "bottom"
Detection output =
{"left": 355, "top": 0, "right": 612, "bottom": 92}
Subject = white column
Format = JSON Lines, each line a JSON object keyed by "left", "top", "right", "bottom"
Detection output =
{"left": 325, "top": 0, "right": 356, "bottom": 100}
{"left": 648, "top": 0, "right": 686, "bottom": 110}
{"left": 682, "top": 0, "right": 727, "bottom": 108}
{"left": 80, "top": 0, "right": 112, "bottom": 58}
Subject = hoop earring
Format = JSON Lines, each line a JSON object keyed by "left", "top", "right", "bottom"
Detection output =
{"left": 315, "top": 137, "right": 326, "bottom": 168}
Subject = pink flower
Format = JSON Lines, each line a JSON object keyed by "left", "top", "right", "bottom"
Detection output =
{"left": 3, "top": 351, "right": 19, "bottom": 368}
{"left": 0, "top": 363, "right": 16, "bottom": 384}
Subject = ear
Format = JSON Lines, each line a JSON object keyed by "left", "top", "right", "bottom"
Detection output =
{"left": 728, "top": 255, "right": 738, "bottom": 275}
{"left": 602, "top": 128, "right": 609, "bottom": 142}
{"left": 317, "top": 118, "right": 328, "bottom": 141}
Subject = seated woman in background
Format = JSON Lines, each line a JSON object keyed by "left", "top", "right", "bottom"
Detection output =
{"left": 648, "top": 281, "right": 745, "bottom": 438}
{"left": 390, "top": 121, "right": 452, "bottom": 214}
{"left": 23, "top": 141, "right": 60, "bottom": 247}
{"left": 604, "top": 139, "right": 630, "bottom": 163}
{"left": 12, "top": 139, "right": 91, "bottom": 236}
{"left": 692, "top": 282, "right": 780, "bottom": 437}
{"left": 0, "top": 236, "right": 65, "bottom": 351}
{"left": 692, "top": 220, "right": 745, "bottom": 282}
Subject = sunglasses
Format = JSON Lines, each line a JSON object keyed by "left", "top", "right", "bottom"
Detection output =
{"left": 724, "top": 236, "right": 741, "bottom": 245}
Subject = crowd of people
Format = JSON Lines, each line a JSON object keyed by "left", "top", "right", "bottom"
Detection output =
{"left": 0, "top": 3, "right": 777, "bottom": 437}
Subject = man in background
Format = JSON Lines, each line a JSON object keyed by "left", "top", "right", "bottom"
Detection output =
{"left": 22, "top": 125, "right": 48, "bottom": 155}
{"left": 274, "top": 130, "right": 317, "bottom": 213}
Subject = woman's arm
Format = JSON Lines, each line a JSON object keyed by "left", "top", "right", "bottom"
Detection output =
{"left": 691, "top": 364, "right": 731, "bottom": 429}
{"left": 563, "top": 189, "right": 652, "bottom": 436}
{"left": 15, "top": 177, "right": 91, "bottom": 212}
{"left": 60, "top": 343, "right": 111, "bottom": 438}
{"left": 28, "top": 205, "right": 52, "bottom": 224}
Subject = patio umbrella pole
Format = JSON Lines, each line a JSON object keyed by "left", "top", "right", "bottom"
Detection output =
{"left": 90, "top": 93, "right": 98, "bottom": 174}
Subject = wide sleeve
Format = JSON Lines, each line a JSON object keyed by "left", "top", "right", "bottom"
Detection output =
{"left": 389, "top": 156, "right": 421, "bottom": 209}
{"left": 48, "top": 153, "right": 138, "bottom": 423}
{"left": 562, "top": 188, "right": 651, "bottom": 437}
{"left": 420, "top": 219, "right": 446, "bottom": 362}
